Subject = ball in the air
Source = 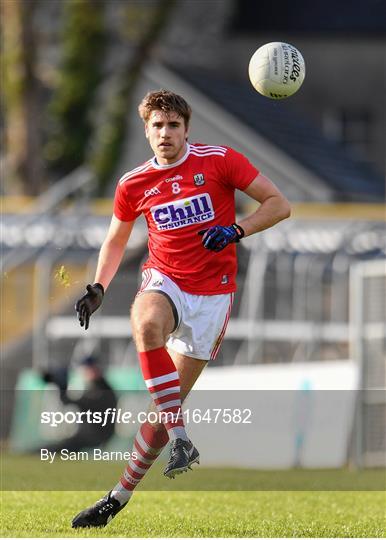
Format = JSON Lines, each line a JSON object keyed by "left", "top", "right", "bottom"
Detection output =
{"left": 248, "top": 42, "right": 305, "bottom": 99}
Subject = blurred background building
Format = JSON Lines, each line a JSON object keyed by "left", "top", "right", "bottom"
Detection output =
{"left": 1, "top": 0, "right": 385, "bottom": 470}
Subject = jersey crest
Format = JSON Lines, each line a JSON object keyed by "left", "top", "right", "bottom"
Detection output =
{"left": 193, "top": 173, "right": 205, "bottom": 186}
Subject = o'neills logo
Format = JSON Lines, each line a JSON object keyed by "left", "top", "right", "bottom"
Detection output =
{"left": 164, "top": 174, "right": 183, "bottom": 183}
{"left": 151, "top": 193, "right": 214, "bottom": 231}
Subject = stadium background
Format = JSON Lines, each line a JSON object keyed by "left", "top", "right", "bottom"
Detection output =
{"left": 1, "top": 0, "right": 385, "bottom": 536}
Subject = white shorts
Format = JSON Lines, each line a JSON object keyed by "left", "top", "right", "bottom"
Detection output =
{"left": 138, "top": 268, "right": 234, "bottom": 361}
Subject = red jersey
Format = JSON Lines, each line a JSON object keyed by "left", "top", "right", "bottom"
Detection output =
{"left": 114, "top": 143, "right": 258, "bottom": 295}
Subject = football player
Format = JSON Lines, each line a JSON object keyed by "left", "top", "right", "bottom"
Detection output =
{"left": 72, "top": 90, "right": 290, "bottom": 527}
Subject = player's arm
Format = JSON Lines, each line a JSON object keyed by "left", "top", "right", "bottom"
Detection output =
{"left": 199, "top": 173, "right": 290, "bottom": 252}
{"left": 94, "top": 215, "right": 134, "bottom": 290}
{"left": 238, "top": 173, "right": 291, "bottom": 236}
{"left": 75, "top": 216, "right": 134, "bottom": 329}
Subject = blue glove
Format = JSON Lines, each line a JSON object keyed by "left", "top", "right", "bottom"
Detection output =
{"left": 198, "top": 223, "right": 245, "bottom": 252}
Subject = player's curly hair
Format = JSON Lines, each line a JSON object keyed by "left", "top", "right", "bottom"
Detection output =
{"left": 138, "top": 90, "right": 192, "bottom": 127}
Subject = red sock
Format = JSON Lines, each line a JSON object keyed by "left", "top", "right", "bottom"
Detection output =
{"left": 139, "top": 347, "right": 187, "bottom": 440}
{"left": 112, "top": 422, "right": 169, "bottom": 503}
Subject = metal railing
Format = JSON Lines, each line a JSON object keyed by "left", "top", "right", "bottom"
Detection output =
{"left": 40, "top": 218, "right": 386, "bottom": 366}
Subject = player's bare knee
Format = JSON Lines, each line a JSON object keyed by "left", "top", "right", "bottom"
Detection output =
{"left": 131, "top": 297, "right": 173, "bottom": 349}
{"left": 132, "top": 317, "right": 166, "bottom": 350}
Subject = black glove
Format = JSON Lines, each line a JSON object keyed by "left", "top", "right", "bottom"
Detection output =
{"left": 198, "top": 223, "right": 245, "bottom": 252}
{"left": 75, "top": 283, "right": 104, "bottom": 330}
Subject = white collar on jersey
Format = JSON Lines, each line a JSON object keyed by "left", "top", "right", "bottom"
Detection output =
{"left": 151, "top": 143, "right": 190, "bottom": 169}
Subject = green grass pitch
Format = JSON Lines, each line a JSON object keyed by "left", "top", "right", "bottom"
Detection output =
{"left": 1, "top": 489, "right": 385, "bottom": 537}
{"left": 1, "top": 456, "right": 385, "bottom": 537}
